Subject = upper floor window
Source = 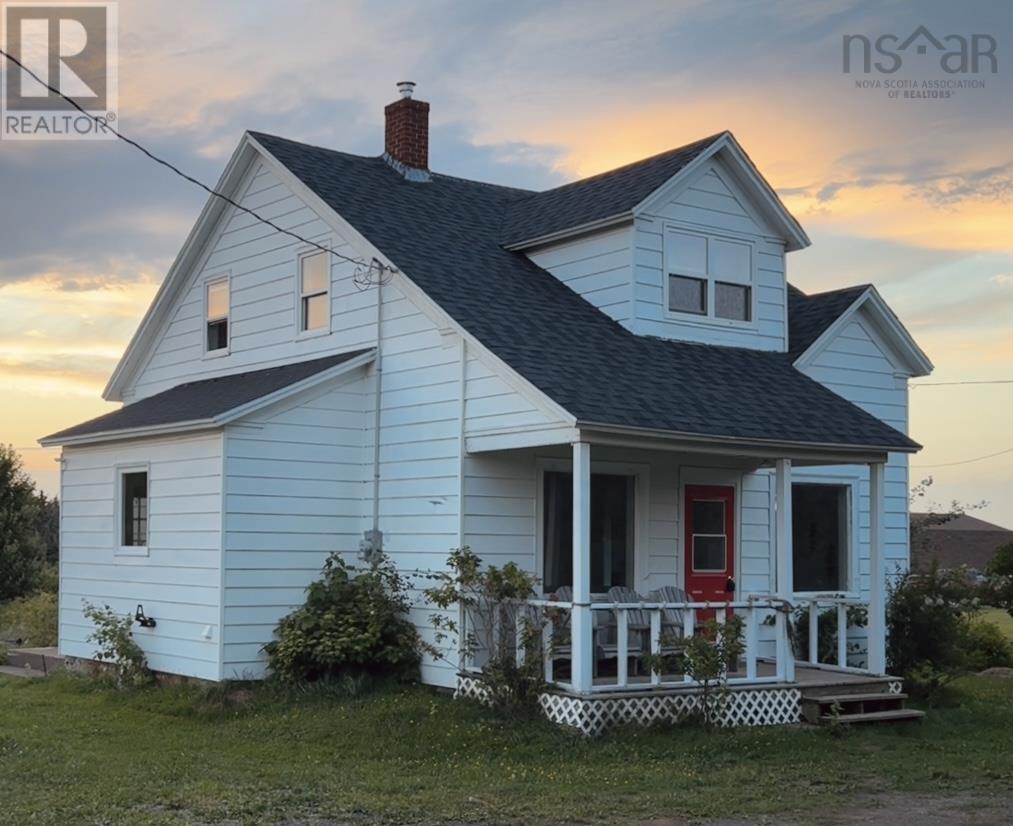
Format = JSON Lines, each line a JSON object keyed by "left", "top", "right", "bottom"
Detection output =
{"left": 666, "top": 229, "right": 753, "bottom": 323}
{"left": 299, "top": 251, "right": 330, "bottom": 332}
{"left": 205, "top": 277, "right": 229, "bottom": 352}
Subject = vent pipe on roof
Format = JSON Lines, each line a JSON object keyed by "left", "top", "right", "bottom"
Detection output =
{"left": 384, "top": 81, "right": 430, "bottom": 181}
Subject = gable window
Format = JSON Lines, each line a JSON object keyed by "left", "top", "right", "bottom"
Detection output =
{"left": 542, "top": 471, "right": 635, "bottom": 593}
{"left": 665, "top": 228, "right": 754, "bottom": 324}
{"left": 792, "top": 483, "right": 849, "bottom": 592}
{"left": 205, "top": 277, "right": 229, "bottom": 352}
{"left": 121, "top": 470, "right": 148, "bottom": 548}
{"left": 299, "top": 251, "right": 330, "bottom": 332}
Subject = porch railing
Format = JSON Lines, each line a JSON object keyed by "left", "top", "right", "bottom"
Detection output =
{"left": 462, "top": 595, "right": 801, "bottom": 693}
{"left": 792, "top": 594, "right": 870, "bottom": 673}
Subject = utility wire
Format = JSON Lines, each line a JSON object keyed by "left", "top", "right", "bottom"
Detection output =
{"left": 912, "top": 447, "right": 1013, "bottom": 469}
{"left": 0, "top": 47, "right": 394, "bottom": 278}
{"left": 912, "top": 379, "right": 1013, "bottom": 387}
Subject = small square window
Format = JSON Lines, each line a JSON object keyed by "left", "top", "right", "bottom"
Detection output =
{"left": 715, "top": 282, "right": 751, "bottom": 321}
{"left": 299, "top": 252, "right": 329, "bottom": 332}
{"left": 122, "top": 471, "right": 148, "bottom": 547}
{"left": 669, "top": 274, "right": 707, "bottom": 315}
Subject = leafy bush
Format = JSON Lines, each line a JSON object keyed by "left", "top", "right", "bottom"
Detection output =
{"left": 984, "top": 541, "right": 1013, "bottom": 618}
{"left": 886, "top": 565, "right": 981, "bottom": 700}
{"left": 681, "top": 616, "right": 745, "bottom": 729}
{"left": 83, "top": 602, "right": 152, "bottom": 687}
{"left": 966, "top": 617, "right": 1013, "bottom": 670}
{"left": 424, "top": 547, "right": 544, "bottom": 715}
{"left": 0, "top": 590, "right": 58, "bottom": 646}
{"left": 790, "top": 604, "right": 867, "bottom": 665}
{"left": 264, "top": 554, "right": 421, "bottom": 683}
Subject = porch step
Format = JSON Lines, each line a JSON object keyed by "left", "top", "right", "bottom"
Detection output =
{"left": 0, "top": 664, "right": 45, "bottom": 680}
{"left": 802, "top": 683, "right": 924, "bottom": 726}
{"left": 4, "top": 647, "right": 64, "bottom": 675}
{"left": 818, "top": 708, "right": 926, "bottom": 725}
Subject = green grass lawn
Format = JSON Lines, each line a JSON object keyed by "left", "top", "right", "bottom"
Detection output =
{"left": 2, "top": 674, "right": 1013, "bottom": 825}
{"left": 980, "top": 606, "right": 1013, "bottom": 642}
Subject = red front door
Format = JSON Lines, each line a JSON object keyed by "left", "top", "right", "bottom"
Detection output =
{"left": 684, "top": 485, "right": 735, "bottom": 612}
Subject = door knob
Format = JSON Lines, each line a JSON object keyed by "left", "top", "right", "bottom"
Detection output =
{"left": 725, "top": 577, "right": 736, "bottom": 593}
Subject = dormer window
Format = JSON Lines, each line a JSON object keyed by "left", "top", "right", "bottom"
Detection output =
{"left": 666, "top": 228, "right": 754, "bottom": 325}
{"left": 205, "top": 276, "right": 229, "bottom": 353}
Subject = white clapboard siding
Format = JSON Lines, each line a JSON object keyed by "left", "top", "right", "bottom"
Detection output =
{"left": 122, "top": 161, "right": 377, "bottom": 403}
{"left": 797, "top": 312, "right": 912, "bottom": 594}
{"left": 59, "top": 432, "right": 223, "bottom": 681}
{"left": 464, "top": 351, "right": 561, "bottom": 435}
{"left": 221, "top": 373, "right": 369, "bottom": 679}
{"left": 631, "top": 160, "right": 787, "bottom": 350}
{"left": 526, "top": 225, "right": 634, "bottom": 324}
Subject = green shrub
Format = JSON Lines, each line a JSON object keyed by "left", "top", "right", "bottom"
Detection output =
{"left": 82, "top": 602, "right": 152, "bottom": 687}
{"left": 0, "top": 590, "right": 58, "bottom": 646}
{"left": 887, "top": 565, "right": 981, "bottom": 701}
{"left": 264, "top": 554, "right": 421, "bottom": 683}
{"left": 0, "top": 444, "right": 47, "bottom": 601}
{"left": 984, "top": 541, "right": 1013, "bottom": 618}
{"left": 966, "top": 617, "right": 1013, "bottom": 670}
{"left": 424, "top": 547, "right": 544, "bottom": 716}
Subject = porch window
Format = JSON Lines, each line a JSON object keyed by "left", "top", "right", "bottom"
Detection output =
{"left": 205, "top": 277, "right": 229, "bottom": 352}
{"left": 121, "top": 471, "right": 148, "bottom": 547}
{"left": 792, "top": 483, "right": 848, "bottom": 592}
{"left": 542, "top": 471, "right": 634, "bottom": 593}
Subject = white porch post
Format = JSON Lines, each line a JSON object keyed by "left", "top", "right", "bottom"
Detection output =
{"left": 868, "top": 461, "right": 887, "bottom": 674}
{"left": 774, "top": 458, "right": 795, "bottom": 682}
{"left": 570, "top": 441, "right": 593, "bottom": 693}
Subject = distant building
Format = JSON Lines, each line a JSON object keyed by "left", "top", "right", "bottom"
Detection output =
{"left": 911, "top": 513, "right": 1013, "bottom": 573}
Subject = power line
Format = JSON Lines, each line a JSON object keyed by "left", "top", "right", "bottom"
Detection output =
{"left": 912, "top": 446, "right": 1013, "bottom": 469}
{"left": 912, "top": 380, "right": 1013, "bottom": 387}
{"left": 0, "top": 47, "right": 395, "bottom": 283}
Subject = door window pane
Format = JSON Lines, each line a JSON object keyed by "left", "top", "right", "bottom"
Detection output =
{"left": 692, "top": 535, "right": 726, "bottom": 572}
{"left": 669, "top": 274, "right": 707, "bottom": 314}
{"left": 792, "top": 483, "right": 848, "bottom": 591}
{"left": 692, "top": 500, "right": 725, "bottom": 534}
{"left": 715, "top": 282, "right": 750, "bottom": 321}
{"left": 542, "top": 471, "right": 635, "bottom": 593}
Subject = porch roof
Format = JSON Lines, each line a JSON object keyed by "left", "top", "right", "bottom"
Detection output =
{"left": 249, "top": 133, "right": 920, "bottom": 454}
{"left": 40, "top": 350, "right": 373, "bottom": 446}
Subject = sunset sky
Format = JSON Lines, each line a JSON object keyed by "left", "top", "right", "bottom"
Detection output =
{"left": 2, "top": 0, "right": 1011, "bottom": 526}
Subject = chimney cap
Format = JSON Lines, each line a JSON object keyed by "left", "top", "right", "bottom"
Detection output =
{"left": 396, "top": 81, "right": 416, "bottom": 99}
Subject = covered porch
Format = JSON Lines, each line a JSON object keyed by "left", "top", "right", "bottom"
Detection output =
{"left": 457, "top": 428, "right": 899, "bottom": 730}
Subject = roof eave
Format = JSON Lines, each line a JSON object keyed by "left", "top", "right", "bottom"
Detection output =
{"left": 502, "top": 212, "right": 633, "bottom": 252}
{"left": 39, "top": 418, "right": 219, "bottom": 448}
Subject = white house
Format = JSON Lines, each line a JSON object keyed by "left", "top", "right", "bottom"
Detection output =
{"left": 41, "top": 83, "right": 933, "bottom": 732}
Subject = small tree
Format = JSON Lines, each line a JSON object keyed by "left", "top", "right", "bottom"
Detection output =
{"left": 83, "top": 603, "right": 152, "bottom": 687}
{"left": 984, "top": 541, "right": 1013, "bottom": 618}
{"left": 681, "top": 615, "right": 745, "bottom": 729}
{"left": 424, "top": 548, "right": 545, "bottom": 715}
{"left": 0, "top": 444, "right": 46, "bottom": 601}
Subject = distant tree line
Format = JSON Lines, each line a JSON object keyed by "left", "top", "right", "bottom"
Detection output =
{"left": 1, "top": 444, "right": 59, "bottom": 602}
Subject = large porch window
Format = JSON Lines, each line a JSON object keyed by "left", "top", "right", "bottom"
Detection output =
{"left": 792, "top": 483, "right": 849, "bottom": 592}
{"left": 542, "top": 471, "right": 634, "bottom": 593}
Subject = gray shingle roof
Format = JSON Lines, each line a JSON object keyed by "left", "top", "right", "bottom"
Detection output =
{"left": 787, "top": 284, "right": 870, "bottom": 361}
{"left": 43, "top": 351, "right": 371, "bottom": 442}
{"left": 250, "top": 132, "right": 917, "bottom": 452}
{"left": 499, "top": 133, "right": 723, "bottom": 246}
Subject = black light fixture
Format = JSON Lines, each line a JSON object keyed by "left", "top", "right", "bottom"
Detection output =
{"left": 134, "top": 604, "right": 156, "bottom": 628}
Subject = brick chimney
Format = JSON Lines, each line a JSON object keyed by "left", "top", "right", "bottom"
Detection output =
{"left": 384, "top": 81, "right": 429, "bottom": 172}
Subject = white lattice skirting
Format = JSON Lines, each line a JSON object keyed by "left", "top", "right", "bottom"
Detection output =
{"left": 455, "top": 674, "right": 802, "bottom": 736}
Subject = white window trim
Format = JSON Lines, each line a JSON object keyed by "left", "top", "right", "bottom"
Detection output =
{"left": 114, "top": 463, "right": 150, "bottom": 557}
{"left": 202, "top": 272, "right": 231, "bottom": 359}
{"left": 662, "top": 223, "right": 758, "bottom": 331}
{"left": 789, "top": 472, "right": 861, "bottom": 598}
{"left": 295, "top": 246, "right": 332, "bottom": 339}
{"left": 534, "top": 457, "right": 650, "bottom": 596}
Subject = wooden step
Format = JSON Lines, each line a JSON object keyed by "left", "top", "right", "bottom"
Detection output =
{"left": 806, "top": 691, "right": 907, "bottom": 706}
{"left": 5, "top": 647, "right": 64, "bottom": 674}
{"left": 0, "top": 665, "right": 45, "bottom": 680}
{"left": 819, "top": 708, "right": 925, "bottom": 725}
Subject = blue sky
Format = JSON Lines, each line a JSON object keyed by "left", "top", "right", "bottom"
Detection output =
{"left": 2, "top": 0, "right": 1011, "bottom": 525}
